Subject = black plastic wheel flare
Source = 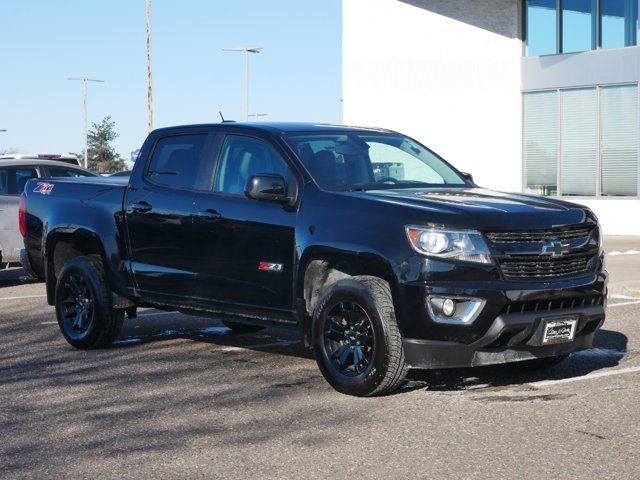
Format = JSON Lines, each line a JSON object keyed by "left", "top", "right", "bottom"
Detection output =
{"left": 323, "top": 301, "right": 375, "bottom": 377}
{"left": 60, "top": 274, "right": 94, "bottom": 338}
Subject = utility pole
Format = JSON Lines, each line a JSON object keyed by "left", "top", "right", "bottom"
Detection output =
{"left": 67, "top": 77, "right": 105, "bottom": 168}
{"left": 146, "top": 0, "right": 153, "bottom": 132}
{"left": 222, "top": 47, "right": 263, "bottom": 121}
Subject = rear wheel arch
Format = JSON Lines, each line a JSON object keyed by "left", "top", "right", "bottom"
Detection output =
{"left": 45, "top": 230, "right": 110, "bottom": 304}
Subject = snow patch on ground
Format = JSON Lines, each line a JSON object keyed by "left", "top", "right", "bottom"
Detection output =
{"left": 608, "top": 250, "right": 640, "bottom": 256}
{"left": 199, "top": 326, "right": 232, "bottom": 335}
{"left": 571, "top": 348, "right": 625, "bottom": 359}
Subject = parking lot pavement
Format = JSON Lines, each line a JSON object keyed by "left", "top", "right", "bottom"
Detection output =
{"left": 1, "top": 244, "right": 640, "bottom": 479}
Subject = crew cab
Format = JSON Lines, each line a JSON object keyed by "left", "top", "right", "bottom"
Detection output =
{"left": 21, "top": 123, "right": 607, "bottom": 396}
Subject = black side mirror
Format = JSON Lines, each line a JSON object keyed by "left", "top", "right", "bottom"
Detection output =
{"left": 245, "top": 174, "right": 290, "bottom": 203}
{"left": 461, "top": 172, "right": 474, "bottom": 184}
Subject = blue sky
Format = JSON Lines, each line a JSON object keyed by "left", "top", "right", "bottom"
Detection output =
{"left": 0, "top": 0, "right": 342, "bottom": 163}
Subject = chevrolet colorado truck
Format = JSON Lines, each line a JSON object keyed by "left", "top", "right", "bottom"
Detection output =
{"left": 21, "top": 123, "right": 607, "bottom": 396}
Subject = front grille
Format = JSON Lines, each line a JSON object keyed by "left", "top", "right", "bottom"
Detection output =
{"left": 500, "top": 294, "right": 604, "bottom": 315}
{"left": 486, "top": 226, "right": 593, "bottom": 244}
{"left": 498, "top": 252, "right": 593, "bottom": 280}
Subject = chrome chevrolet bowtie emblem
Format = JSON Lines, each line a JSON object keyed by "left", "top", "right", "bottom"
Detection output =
{"left": 541, "top": 240, "right": 571, "bottom": 257}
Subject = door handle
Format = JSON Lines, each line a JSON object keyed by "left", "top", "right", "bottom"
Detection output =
{"left": 196, "top": 209, "right": 221, "bottom": 221}
{"left": 130, "top": 201, "right": 152, "bottom": 213}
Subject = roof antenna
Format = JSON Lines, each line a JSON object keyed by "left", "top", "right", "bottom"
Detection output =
{"left": 219, "top": 111, "right": 235, "bottom": 123}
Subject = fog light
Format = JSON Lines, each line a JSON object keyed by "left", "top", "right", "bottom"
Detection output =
{"left": 428, "top": 296, "right": 486, "bottom": 325}
{"left": 442, "top": 298, "right": 456, "bottom": 317}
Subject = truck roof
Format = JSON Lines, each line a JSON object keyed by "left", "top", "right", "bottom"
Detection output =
{"left": 151, "top": 122, "right": 395, "bottom": 135}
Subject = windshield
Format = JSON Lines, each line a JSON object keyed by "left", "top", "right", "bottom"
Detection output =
{"left": 284, "top": 132, "right": 467, "bottom": 191}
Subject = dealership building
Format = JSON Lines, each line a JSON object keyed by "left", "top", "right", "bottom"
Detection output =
{"left": 343, "top": 0, "right": 640, "bottom": 234}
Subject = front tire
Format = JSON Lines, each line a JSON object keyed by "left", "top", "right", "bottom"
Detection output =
{"left": 312, "top": 276, "right": 407, "bottom": 397}
{"left": 55, "top": 255, "right": 124, "bottom": 349}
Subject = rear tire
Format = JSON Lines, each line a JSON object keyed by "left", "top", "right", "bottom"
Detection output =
{"left": 512, "top": 354, "right": 569, "bottom": 370}
{"left": 221, "top": 320, "right": 265, "bottom": 333}
{"left": 312, "top": 276, "right": 407, "bottom": 397}
{"left": 55, "top": 255, "right": 124, "bottom": 349}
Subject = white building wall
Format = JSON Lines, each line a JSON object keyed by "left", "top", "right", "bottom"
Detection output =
{"left": 342, "top": 0, "right": 523, "bottom": 192}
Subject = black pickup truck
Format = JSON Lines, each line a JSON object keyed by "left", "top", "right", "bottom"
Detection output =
{"left": 21, "top": 122, "right": 607, "bottom": 396}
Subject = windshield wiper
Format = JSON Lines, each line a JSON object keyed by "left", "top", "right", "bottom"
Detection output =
{"left": 350, "top": 181, "right": 436, "bottom": 192}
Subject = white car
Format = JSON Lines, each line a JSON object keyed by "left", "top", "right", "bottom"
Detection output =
{"left": 0, "top": 153, "right": 82, "bottom": 166}
{"left": 0, "top": 158, "right": 95, "bottom": 270}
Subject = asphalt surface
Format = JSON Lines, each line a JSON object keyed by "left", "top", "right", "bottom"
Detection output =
{"left": 1, "top": 238, "right": 640, "bottom": 479}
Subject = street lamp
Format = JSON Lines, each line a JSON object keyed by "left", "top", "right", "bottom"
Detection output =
{"left": 67, "top": 77, "right": 104, "bottom": 168}
{"left": 222, "top": 47, "right": 263, "bottom": 121}
{"left": 249, "top": 113, "right": 268, "bottom": 122}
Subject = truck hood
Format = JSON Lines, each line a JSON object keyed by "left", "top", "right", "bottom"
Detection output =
{"left": 350, "top": 187, "right": 593, "bottom": 230}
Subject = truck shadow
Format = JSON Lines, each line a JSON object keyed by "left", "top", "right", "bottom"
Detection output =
{"left": 116, "top": 314, "right": 628, "bottom": 393}
{"left": 402, "top": 329, "right": 629, "bottom": 393}
{"left": 0, "top": 267, "right": 37, "bottom": 287}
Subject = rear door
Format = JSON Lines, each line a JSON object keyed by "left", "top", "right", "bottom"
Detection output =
{"left": 191, "top": 131, "right": 298, "bottom": 311}
{"left": 0, "top": 165, "right": 39, "bottom": 263}
{"left": 124, "top": 131, "right": 217, "bottom": 299}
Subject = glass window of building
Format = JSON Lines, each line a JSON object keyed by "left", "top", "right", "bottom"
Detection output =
{"left": 525, "top": 0, "right": 638, "bottom": 55}
{"left": 562, "top": 0, "right": 595, "bottom": 53}
{"left": 526, "top": 0, "right": 558, "bottom": 55}
{"left": 600, "top": 84, "right": 638, "bottom": 195}
{"left": 601, "top": 0, "right": 638, "bottom": 48}
{"left": 524, "top": 91, "right": 558, "bottom": 195}
{"left": 560, "top": 88, "right": 598, "bottom": 195}
{"left": 523, "top": 84, "right": 639, "bottom": 197}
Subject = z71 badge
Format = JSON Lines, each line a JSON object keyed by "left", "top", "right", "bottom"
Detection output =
{"left": 33, "top": 182, "right": 55, "bottom": 195}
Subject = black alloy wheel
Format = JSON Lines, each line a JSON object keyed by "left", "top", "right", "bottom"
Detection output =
{"left": 59, "top": 273, "right": 95, "bottom": 340}
{"left": 323, "top": 301, "right": 375, "bottom": 377}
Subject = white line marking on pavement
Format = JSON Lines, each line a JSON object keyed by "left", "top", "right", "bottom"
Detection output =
{"left": 608, "top": 300, "right": 640, "bottom": 308}
{"left": 40, "top": 321, "right": 57, "bottom": 325}
{"left": 611, "top": 294, "right": 640, "bottom": 300}
{"left": 531, "top": 366, "right": 640, "bottom": 388}
{"left": 0, "top": 294, "right": 47, "bottom": 301}
{"left": 608, "top": 250, "right": 640, "bottom": 256}
{"left": 220, "top": 341, "right": 300, "bottom": 352}
{"left": 136, "top": 311, "right": 176, "bottom": 318}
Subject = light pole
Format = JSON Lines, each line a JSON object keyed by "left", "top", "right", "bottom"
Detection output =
{"left": 249, "top": 113, "right": 268, "bottom": 122}
{"left": 67, "top": 77, "right": 104, "bottom": 168}
{"left": 222, "top": 47, "right": 263, "bottom": 121}
{"left": 146, "top": 0, "right": 153, "bottom": 132}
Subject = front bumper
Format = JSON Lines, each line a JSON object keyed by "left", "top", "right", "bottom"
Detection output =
{"left": 403, "top": 304, "right": 605, "bottom": 369}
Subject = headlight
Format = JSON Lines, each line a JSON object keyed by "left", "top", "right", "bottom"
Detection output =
{"left": 405, "top": 225, "right": 492, "bottom": 264}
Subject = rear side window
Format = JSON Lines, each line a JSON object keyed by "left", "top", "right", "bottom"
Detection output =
{"left": 147, "top": 134, "right": 209, "bottom": 189}
{"left": 47, "top": 167, "right": 92, "bottom": 178}
{"left": 0, "top": 167, "right": 38, "bottom": 195}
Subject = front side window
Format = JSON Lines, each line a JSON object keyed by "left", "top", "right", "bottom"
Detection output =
{"left": 285, "top": 133, "right": 466, "bottom": 192}
{"left": 0, "top": 166, "right": 38, "bottom": 195}
{"left": 147, "top": 134, "right": 208, "bottom": 189}
{"left": 213, "top": 135, "right": 289, "bottom": 195}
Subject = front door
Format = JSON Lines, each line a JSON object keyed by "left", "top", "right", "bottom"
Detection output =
{"left": 191, "top": 133, "right": 297, "bottom": 311}
{"left": 125, "top": 132, "right": 215, "bottom": 299}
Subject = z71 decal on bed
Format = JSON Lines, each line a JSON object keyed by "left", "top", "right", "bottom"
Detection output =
{"left": 33, "top": 182, "right": 55, "bottom": 195}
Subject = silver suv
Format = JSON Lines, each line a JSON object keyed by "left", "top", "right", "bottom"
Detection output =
{"left": 0, "top": 159, "right": 95, "bottom": 269}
